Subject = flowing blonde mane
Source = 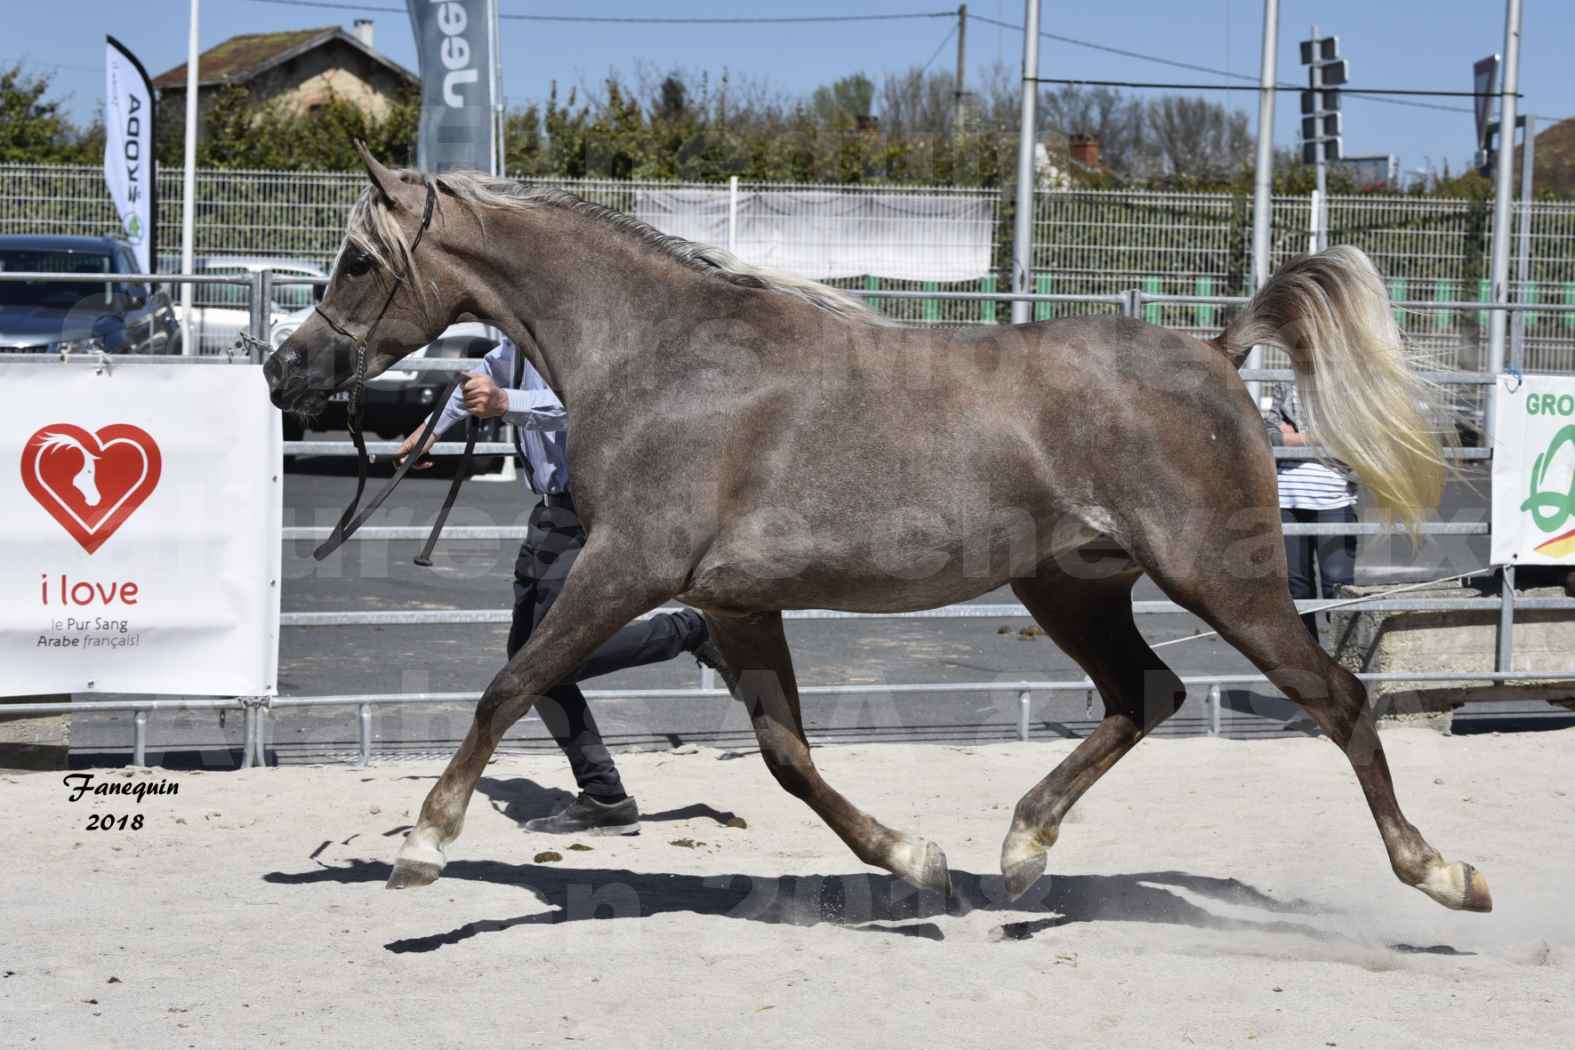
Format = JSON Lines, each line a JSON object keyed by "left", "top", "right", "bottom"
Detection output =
{"left": 343, "top": 169, "right": 894, "bottom": 325}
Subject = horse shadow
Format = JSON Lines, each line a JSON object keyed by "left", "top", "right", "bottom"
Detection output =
{"left": 263, "top": 848, "right": 1343, "bottom": 955}
{"left": 476, "top": 776, "right": 747, "bottom": 829}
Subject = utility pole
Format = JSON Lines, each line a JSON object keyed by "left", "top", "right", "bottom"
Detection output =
{"left": 180, "top": 0, "right": 200, "bottom": 356}
{"left": 1510, "top": 114, "right": 1535, "bottom": 368}
{"left": 954, "top": 5, "right": 968, "bottom": 137}
{"left": 1247, "top": 0, "right": 1279, "bottom": 392}
{"left": 1487, "top": 0, "right": 1523, "bottom": 383}
{"left": 1010, "top": 0, "right": 1041, "bottom": 326}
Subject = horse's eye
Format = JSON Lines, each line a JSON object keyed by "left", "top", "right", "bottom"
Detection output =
{"left": 341, "top": 251, "right": 373, "bottom": 277}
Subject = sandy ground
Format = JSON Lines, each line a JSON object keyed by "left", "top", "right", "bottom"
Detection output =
{"left": 2, "top": 730, "right": 1571, "bottom": 1050}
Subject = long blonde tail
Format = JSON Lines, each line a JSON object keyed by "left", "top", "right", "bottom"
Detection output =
{"left": 1212, "top": 245, "right": 1446, "bottom": 526}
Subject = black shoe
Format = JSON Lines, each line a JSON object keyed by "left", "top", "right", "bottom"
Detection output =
{"left": 692, "top": 613, "right": 741, "bottom": 696}
{"left": 524, "top": 792, "right": 640, "bottom": 836}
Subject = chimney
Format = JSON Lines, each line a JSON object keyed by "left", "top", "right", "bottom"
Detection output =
{"left": 352, "top": 19, "right": 374, "bottom": 47}
{"left": 1069, "top": 134, "right": 1100, "bottom": 169}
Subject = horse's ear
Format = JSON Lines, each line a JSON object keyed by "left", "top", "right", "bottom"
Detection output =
{"left": 356, "top": 140, "right": 416, "bottom": 210}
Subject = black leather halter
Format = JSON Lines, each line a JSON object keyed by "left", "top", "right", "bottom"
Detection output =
{"left": 309, "top": 182, "right": 480, "bottom": 564}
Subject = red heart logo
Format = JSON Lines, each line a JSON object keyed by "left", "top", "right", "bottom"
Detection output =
{"left": 20, "top": 423, "right": 163, "bottom": 554}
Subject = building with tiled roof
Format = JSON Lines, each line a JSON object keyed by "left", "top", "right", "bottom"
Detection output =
{"left": 152, "top": 20, "right": 415, "bottom": 123}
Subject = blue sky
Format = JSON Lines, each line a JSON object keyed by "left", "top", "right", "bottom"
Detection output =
{"left": 8, "top": 1, "right": 1569, "bottom": 176}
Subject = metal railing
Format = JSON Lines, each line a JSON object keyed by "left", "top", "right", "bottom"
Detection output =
{"left": 4, "top": 270, "right": 1574, "bottom": 767}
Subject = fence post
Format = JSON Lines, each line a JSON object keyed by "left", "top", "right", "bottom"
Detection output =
{"left": 1207, "top": 684, "right": 1222, "bottom": 737}
{"left": 133, "top": 709, "right": 148, "bottom": 767}
{"left": 727, "top": 175, "right": 739, "bottom": 254}
{"left": 248, "top": 270, "right": 273, "bottom": 357}
{"left": 1497, "top": 565, "right": 1516, "bottom": 683}
{"left": 357, "top": 703, "right": 372, "bottom": 767}
{"left": 240, "top": 705, "right": 256, "bottom": 769}
{"left": 1017, "top": 689, "right": 1031, "bottom": 742}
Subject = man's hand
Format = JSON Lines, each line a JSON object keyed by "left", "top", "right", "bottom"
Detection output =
{"left": 462, "top": 373, "right": 509, "bottom": 418}
{"left": 394, "top": 426, "right": 439, "bottom": 469}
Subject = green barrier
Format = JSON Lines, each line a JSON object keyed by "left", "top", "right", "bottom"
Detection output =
{"left": 863, "top": 275, "right": 879, "bottom": 312}
{"left": 1035, "top": 273, "right": 1052, "bottom": 321}
{"left": 1435, "top": 279, "right": 1453, "bottom": 329}
{"left": 1524, "top": 281, "right": 1538, "bottom": 331}
{"left": 1479, "top": 278, "right": 1491, "bottom": 329}
{"left": 1389, "top": 277, "right": 1406, "bottom": 326}
{"left": 1144, "top": 276, "right": 1161, "bottom": 325}
{"left": 980, "top": 275, "right": 997, "bottom": 324}
{"left": 1566, "top": 284, "right": 1575, "bottom": 331}
{"left": 1196, "top": 277, "right": 1216, "bottom": 329}
{"left": 923, "top": 281, "right": 940, "bottom": 323}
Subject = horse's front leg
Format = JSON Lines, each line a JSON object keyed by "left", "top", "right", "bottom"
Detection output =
{"left": 708, "top": 611, "right": 952, "bottom": 895}
{"left": 388, "top": 540, "right": 672, "bottom": 889}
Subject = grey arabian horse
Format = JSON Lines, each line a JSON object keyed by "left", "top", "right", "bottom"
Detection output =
{"left": 265, "top": 147, "right": 1490, "bottom": 914}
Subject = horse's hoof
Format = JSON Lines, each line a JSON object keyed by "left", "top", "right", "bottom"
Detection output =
{"left": 386, "top": 859, "right": 441, "bottom": 889}
{"left": 1001, "top": 849, "right": 1047, "bottom": 903}
{"left": 386, "top": 840, "right": 445, "bottom": 890}
{"left": 893, "top": 837, "right": 951, "bottom": 896}
{"left": 1000, "top": 825, "right": 1052, "bottom": 902}
{"left": 1416, "top": 861, "right": 1493, "bottom": 913}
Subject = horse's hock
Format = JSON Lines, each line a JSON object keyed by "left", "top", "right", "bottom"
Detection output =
{"left": 1328, "top": 582, "right": 1575, "bottom": 732}
{"left": 0, "top": 695, "right": 70, "bottom": 770}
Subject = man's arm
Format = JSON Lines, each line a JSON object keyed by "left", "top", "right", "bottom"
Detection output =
{"left": 464, "top": 339, "right": 565, "bottom": 431}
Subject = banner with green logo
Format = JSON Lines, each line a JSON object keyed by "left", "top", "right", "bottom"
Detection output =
{"left": 104, "top": 37, "right": 155, "bottom": 274}
{"left": 1492, "top": 373, "right": 1575, "bottom": 564}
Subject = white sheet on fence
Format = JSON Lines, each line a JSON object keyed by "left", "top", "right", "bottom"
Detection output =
{"left": 634, "top": 188, "right": 993, "bottom": 283}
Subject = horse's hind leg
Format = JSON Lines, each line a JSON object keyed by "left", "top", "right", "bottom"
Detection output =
{"left": 388, "top": 540, "right": 669, "bottom": 889}
{"left": 1000, "top": 554, "right": 1186, "bottom": 899}
{"left": 1138, "top": 528, "right": 1493, "bottom": 913}
{"left": 707, "top": 611, "right": 951, "bottom": 894}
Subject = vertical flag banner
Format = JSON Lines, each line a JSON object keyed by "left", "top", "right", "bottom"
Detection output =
{"left": 407, "top": 0, "right": 497, "bottom": 173}
{"left": 1491, "top": 373, "right": 1575, "bottom": 565}
{"left": 104, "top": 36, "right": 157, "bottom": 273}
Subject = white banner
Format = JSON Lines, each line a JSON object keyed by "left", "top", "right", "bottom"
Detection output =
{"left": 104, "top": 36, "right": 156, "bottom": 273}
{"left": 0, "top": 364, "right": 281, "bottom": 696}
{"left": 635, "top": 188, "right": 995, "bottom": 283}
{"left": 1491, "top": 373, "right": 1575, "bottom": 565}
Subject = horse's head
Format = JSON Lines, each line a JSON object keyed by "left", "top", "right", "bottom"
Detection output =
{"left": 35, "top": 432, "right": 102, "bottom": 507}
{"left": 263, "top": 144, "right": 456, "bottom": 418}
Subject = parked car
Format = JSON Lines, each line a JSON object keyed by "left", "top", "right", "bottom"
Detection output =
{"left": 169, "top": 255, "right": 324, "bottom": 355}
{"left": 0, "top": 235, "right": 179, "bottom": 354}
{"left": 268, "top": 309, "right": 499, "bottom": 441}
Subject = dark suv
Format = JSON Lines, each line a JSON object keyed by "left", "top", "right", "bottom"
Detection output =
{"left": 0, "top": 235, "right": 180, "bottom": 354}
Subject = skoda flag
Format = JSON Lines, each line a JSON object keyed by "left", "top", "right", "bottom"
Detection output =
{"left": 104, "top": 36, "right": 156, "bottom": 273}
{"left": 407, "top": 0, "right": 498, "bottom": 173}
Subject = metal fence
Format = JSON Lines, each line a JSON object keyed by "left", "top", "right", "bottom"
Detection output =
{"left": 6, "top": 163, "right": 1574, "bottom": 353}
{"left": 3, "top": 268, "right": 1572, "bottom": 767}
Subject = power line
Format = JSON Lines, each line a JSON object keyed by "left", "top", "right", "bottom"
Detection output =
{"left": 1030, "top": 77, "right": 1516, "bottom": 99}
{"left": 246, "top": 0, "right": 955, "bottom": 24}
{"left": 971, "top": 12, "right": 1478, "bottom": 117}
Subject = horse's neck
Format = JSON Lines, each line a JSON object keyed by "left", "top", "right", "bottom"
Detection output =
{"left": 476, "top": 208, "right": 717, "bottom": 400}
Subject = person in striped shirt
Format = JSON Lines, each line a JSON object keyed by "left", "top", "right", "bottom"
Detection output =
{"left": 1264, "top": 382, "right": 1357, "bottom": 639}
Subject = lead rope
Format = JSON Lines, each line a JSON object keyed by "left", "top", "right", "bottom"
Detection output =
{"left": 304, "top": 183, "right": 472, "bottom": 563}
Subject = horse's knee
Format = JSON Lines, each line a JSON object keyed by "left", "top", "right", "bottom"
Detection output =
{"left": 1135, "top": 668, "right": 1186, "bottom": 732}
{"left": 760, "top": 746, "right": 816, "bottom": 801}
{"left": 475, "top": 668, "right": 531, "bottom": 735}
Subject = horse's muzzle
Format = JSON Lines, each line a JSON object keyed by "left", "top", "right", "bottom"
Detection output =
{"left": 263, "top": 345, "right": 313, "bottom": 411}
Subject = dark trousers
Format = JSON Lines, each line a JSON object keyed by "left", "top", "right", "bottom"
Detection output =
{"left": 508, "top": 501, "right": 705, "bottom": 799}
{"left": 1281, "top": 505, "right": 1358, "bottom": 638}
